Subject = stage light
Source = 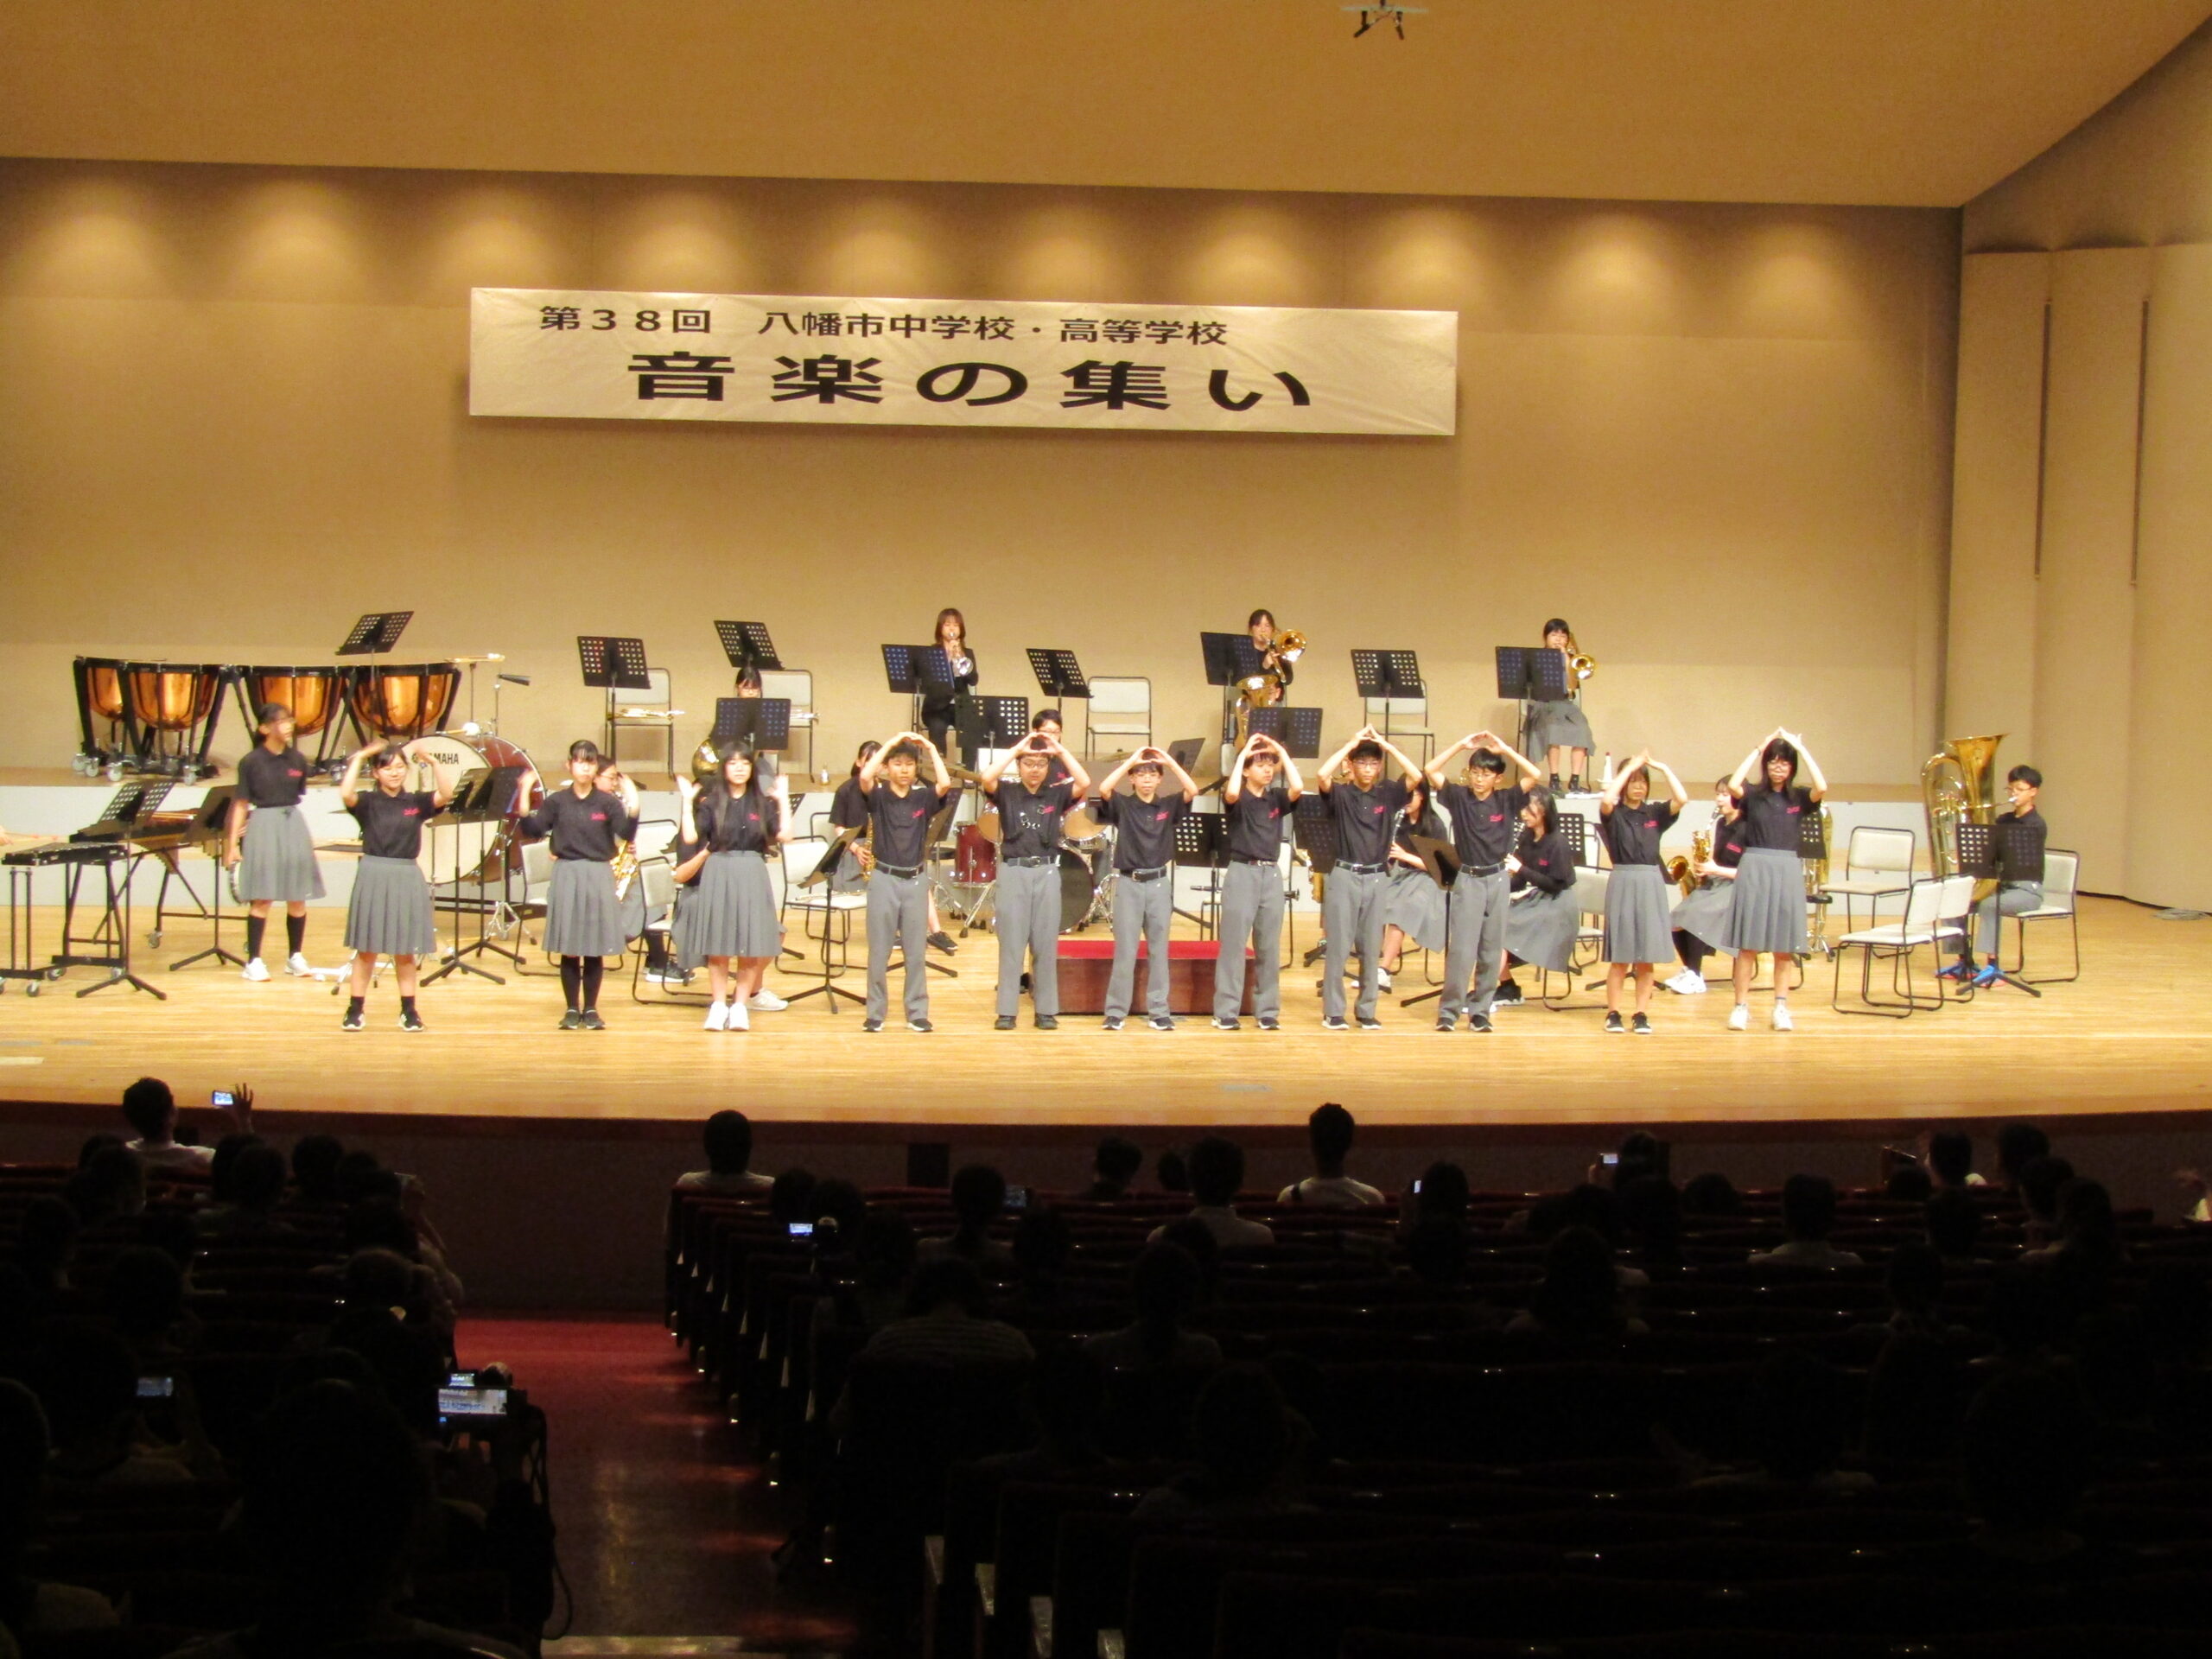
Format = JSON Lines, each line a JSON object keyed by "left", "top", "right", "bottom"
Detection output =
{"left": 1344, "top": 4, "right": 1423, "bottom": 38}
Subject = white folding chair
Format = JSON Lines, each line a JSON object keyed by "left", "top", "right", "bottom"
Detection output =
{"left": 778, "top": 836, "right": 866, "bottom": 1009}
{"left": 628, "top": 855, "right": 704, "bottom": 1005}
{"left": 760, "top": 669, "right": 816, "bottom": 779}
{"left": 1822, "top": 825, "right": 1916, "bottom": 932}
{"left": 1541, "top": 861, "right": 1609, "bottom": 1012}
{"left": 1363, "top": 694, "right": 1435, "bottom": 765}
{"left": 608, "top": 666, "right": 678, "bottom": 774}
{"left": 2008, "top": 849, "right": 2081, "bottom": 985}
{"left": 1084, "top": 676, "right": 1153, "bottom": 756}
{"left": 1830, "top": 874, "right": 1972, "bottom": 1018}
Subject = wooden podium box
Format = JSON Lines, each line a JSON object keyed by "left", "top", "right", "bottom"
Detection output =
{"left": 1053, "top": 938, "right": 1253, "bottom": 1015}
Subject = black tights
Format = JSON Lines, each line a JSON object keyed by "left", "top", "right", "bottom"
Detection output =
{"left": 558, "top": 956, "right": 605, "bottom": 1011}
{"left": 1674, "top": 930, "right": 1709, "bottom": 976}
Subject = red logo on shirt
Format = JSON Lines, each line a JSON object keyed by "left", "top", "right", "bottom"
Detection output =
{"left": 1786, "top": 804, "right": 1802, "bottom": 816}
{"left": 402, "top": 807, "right": 420, "bottom": 818}
{"left": 286, "top": 769, "right": 303, "bottom": 779}
{"left": 1154, "top": 811, "right": 1169, "bottom": 822}
{"left": 589, "top": 812, "right": 607, "bottom": 822}
{"left": 747, "top": 811, "right": 760, "bottom": 823}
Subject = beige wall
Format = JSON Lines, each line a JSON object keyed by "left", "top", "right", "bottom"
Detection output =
{"left": 1953, "top": 16, "right": 2212, "bottom": 906}
{"left": 0, "top": 158, "right": 1959, "bottom": 790}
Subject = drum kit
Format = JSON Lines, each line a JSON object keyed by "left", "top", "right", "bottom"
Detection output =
{"left": 944, "top": 767, "right": 1118, "bottom": 936}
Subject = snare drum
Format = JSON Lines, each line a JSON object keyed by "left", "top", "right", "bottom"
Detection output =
{"left": 397, "top": 732, "right": 538, "bottom": 884}
{"left": 239, "top": 666, "right": 340, "bottom": 735}
{"left": 351, "top": 663, "right": 460, "bottom": 741}
{"left": 954, "top": 823, "right": 997, "bottom": 885}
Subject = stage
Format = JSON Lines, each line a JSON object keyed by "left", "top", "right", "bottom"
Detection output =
{"left": 0, "top": 890, "right": 2199, "bottom": 1134}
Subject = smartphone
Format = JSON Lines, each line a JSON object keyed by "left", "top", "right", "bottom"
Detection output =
{"left": 137, "top": 1374, "right": 175, "bottom": 1400}
{"left": 1004, "top": 1185, "right": 1029, "bottom": 1212}
{"left": 1599, "top": 1153, "right": 1619, "bottom": 1168}
{"left": 210, "top": 1090, "right": 235, "bottom": 1109}
{"left": 1412, "top": 1179, "right": 1423, "bottom": 1195}
{"left": 436, "top": 1370, "right": 511, "bottom": 1427}
{"left": 787, "top": 1220, "right": 815, "bottom": 1239}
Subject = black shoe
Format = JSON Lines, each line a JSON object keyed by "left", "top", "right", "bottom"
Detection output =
{"left": 995, "top": 1015, "right": 1017, "bottom": 1031}
{"left": 1436, "top": 1017, "right": 1456, "bottom": 1033}
{"left": 928, "top": 931, "right": 958, "bottom": 956}
{"left": 862, "top": 1018, "right": 883, "bottom": 1033}
{"left": 1103, "top": 1015, "right": 1124, "bottom": 1031}
{"left": 1149, "top": 1015, "right": 1175, "bottom": 1032}
{"left": 581, "top": 1009, "right": 607, "bottom": 1031}
{"left": 1212, "top": 1016, "right": 1240, "bottom": 1032}
{"left": 560, "top": 1009, "right": 583, "bottom": 1031}
{"left": 1321, "top": 1015, "right": 1349, "bottom": 1031}
{"left": 399, "top": 1008, "right": 424, "bottom": 1033}
{"left": 1493, "top": 980, "right": 1525, "bottom": 1006}
{"left": 1632, "top": 1013, "right": 1653, "bottom": 1035}
{"left": 1257, "top": 1015, "right": 1280, "bottom": 1032}
{"left": 1605, "top": 1011, "right": 1624, "bottom": 1033}
{"left": 908, "top": 1017, "right": 934, "bottom": 1033}
{"left": 341, "top": 1007, "right": 364, "bottom": 1032}
{"left": 1470, "top": 1013, "right": 1494, "bottom": 1033}
{"left": 1358, "top": 1016, "right": 1383, "bottom": 1031}
{"left": 1035, "top": 1015, "right": 1058, "bottom": 1031}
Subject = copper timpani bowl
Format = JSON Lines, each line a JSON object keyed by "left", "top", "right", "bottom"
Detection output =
{"left": 240, "top": 666, "right": 340, "bottom": 735}
{"left": 81, "top": 659, "right": 126, "bottom": 722}
{"left": 348, "top": 663, "right": 460, "bottom": 740}
{"left": 124, "top": 663, "right": 224, "bottom": 733}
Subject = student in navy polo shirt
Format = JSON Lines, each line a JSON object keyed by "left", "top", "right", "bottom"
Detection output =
{"left": 1666, "top": 776, "right": 1746, "bottom": 996}
{"left": 1213, "top": 733, "right": 1304, "bottom": 1031}
{"left": 518, "top": 740, "right": 641, "bottom": 1030}
{"left": 1090, "top": 745, "right": 1200, "bottom": 1031}
{"left": 1720, "top": 728, "right": 1828, "bottom": 1032}
{"left": 226, "top": 702, "right": 327, "bottom": 982}
{"left": 1314, "top": 726, "right": 1422, "bottom": 1031}
{"left": 982, "top": 733, "right": 1092, "bottom": 1031}
{"left": 1424, "top": 730, "right": 1545, "bottom": 1033}
{"left": 1598, "top": 749, "right": 1689, "bottom": 1034}
{"left": 335, "top": 744, "right": 453, "bottom": 1033}
{"left": 854, "top": 733, "right": 956, "bottom": 1032}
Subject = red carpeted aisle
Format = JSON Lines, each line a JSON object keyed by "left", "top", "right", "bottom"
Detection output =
{"left": 458, "top": 1312, "right": 856, "bottom": 1650}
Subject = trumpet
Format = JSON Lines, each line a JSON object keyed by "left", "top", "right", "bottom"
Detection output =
{"left": 1665, "top": 829, "right": 1713, "bottom": 897}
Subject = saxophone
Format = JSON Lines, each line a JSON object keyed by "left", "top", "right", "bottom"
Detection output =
{"left": 1665, "top": 829, "right": 1712, "bottom": 897}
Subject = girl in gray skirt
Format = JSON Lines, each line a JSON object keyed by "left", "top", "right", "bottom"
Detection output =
{"left": 337, "top": 744, "right": 453, "bottom": 1032}
{"left": 1721, "top": 729, "right": 1828, "bottom": 1033}
{"left": 1599, "top": 749, "right": 1688, "bottom": 1034}
{"left": 518, "top": 740, "right": 641, "bottom": 1030}
{"left": 673, "top": 742, "right": 791, "bottom": 1032}
{"left": 1494, "top": 791, "right": 1580, "bottom": 1005}
{"left": 1529, "top": 619, "right": 1597, "bottom": 792}
{"left": 226, "top": 702, "right": 327, "bottom": 982}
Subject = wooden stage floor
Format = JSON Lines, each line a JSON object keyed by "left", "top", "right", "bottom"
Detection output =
{"left": 0, "top": 894, "right": 2206, "bottom": 1137}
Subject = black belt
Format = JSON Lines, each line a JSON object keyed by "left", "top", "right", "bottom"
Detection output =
{"left": 1230, "top": 854, "right": 1277, "bottom": 867}
{"left": 875, "top": 863, "right": 924, "bottom": 880}
{"left": 1462, "top": 861, "right": 1507, "bottom": 878}
{"left": 1335, "top": 861, "right": 1389, "bottom": 875}
{"left": 1123, "top": 865, "right": 1172, "bottom": 883}
{"left": 1004, "top": 855, "right": 1057, "bottom": 868}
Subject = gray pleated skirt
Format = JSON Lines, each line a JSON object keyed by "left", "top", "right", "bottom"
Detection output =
{"left": 1671, "top": 877, "right": 1736, "bottom": 952}
{"left": 1504, "top": 887, "right": 1581, "bottom": 973}
{"left": 677, "top": 850, "right": 784, "bottom": 966}
{"left": 344, "top": 855, "right": 437, "bottom": 957}
{"left": 1718, "top": 847, "right": 1807, "bottom": 956}
{"left": 238, "top": 804, "right": 326, "bottom": 903}
{"left": 1603, "top": 862, "right": 1675, "bottom": 964}
{"left": 543, "top": 858, "right": 628, "bottom": 959}
{"left": 1382, "top": 867, "right": 1448, "bottom": 953}
{"left": 1527, "top": 698, "right": 1594, "bottom": 752}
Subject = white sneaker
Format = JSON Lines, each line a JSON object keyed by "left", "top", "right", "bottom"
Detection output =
{"left": 1726, "top": 1002, "right": 1749, "bottom": 1031}
{"left": 1772, "top": 1002, "right": 1795, "bottom": 1032}
{"left": 284, "top": 952, "right": 312, "bottom": 977}
{"left": 748, "top": 989, "right": 789, "bottom": 1012}
{"left": 240, "top": 957, "right": 270, "bottom": 982}
{"left": 702, "top": 1001, "right": 729, "bottom": 1032}
{"left": 1666, "top": 969, "right": 1705, "bottom": 996}
{"left": 726, "top": 1000, "right": 750, "bottom": 1032}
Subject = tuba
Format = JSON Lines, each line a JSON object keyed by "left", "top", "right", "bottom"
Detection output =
{"left": 1923, "top": 734, "right": 2005, "bottom": 905}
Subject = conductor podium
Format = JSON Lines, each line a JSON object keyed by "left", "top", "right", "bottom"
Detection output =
{"left": 1052, "top": 938, "right": 1256, "bottom": 1016}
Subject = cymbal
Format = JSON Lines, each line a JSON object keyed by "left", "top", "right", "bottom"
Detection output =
{"left": 945, "top": 762, "right": 986, "bottom": 785}
{"left": 448, "top": 653, "right": 507, "bottom": 664}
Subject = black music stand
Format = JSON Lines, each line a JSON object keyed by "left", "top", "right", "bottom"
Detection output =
{"left": 1395, "top": 833, "right": 1462, "bottom": 1010}
{"left": 712, "top": 697, "right": 793, "bottom": 754}
{"left": 1498, "top": 645, "right": 1570, "bottom": 766}
{"left": 1291, "top": 794, "right": 1338, "bottom": 970}
{"left": 1246, "top": 706, "right": 1324, "bottom": 760}
{"left": 896, "top": 793, "right": 963, "bottom": 979}
{"left": 973, "top": 696, "right": 1031, "bottom": 753}
{"left": 162, "top": 786, "right": 244, "bottom": 970}
{"left": 1956, "top": 822, "right": 2043, "bottom": 999}
{"left": 1026, "top": 648, "right": 1090, "bottom": 712}
{"left": 1173, "top": 810, "right": 1227, "bottom": 936}
{"left": 339, "top": 613, "right": 412, "bottom": 657}
{"left": 785, "top": 827, "right": 867, "bottom": 1010}
{"left": 1200, "top": 632, "right": 1256, "bottom": 747}
{"left": 324, "top": 613, "right": 418, "bottom": 759}
{"left": 425, "top": 765, "right": 537, "bottom": 982}
{"left": 580, "top": 634, "right": 652, "bottom": 758}
{"left": 714, "top": 620, "right": 784, "bottom": 676}
{"left": 1352, "top": 649, "right": 1428, "bottom": 755}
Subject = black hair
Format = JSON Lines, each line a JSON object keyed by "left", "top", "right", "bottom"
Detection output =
{"left": 906, "top": 1255, "right": 989, "bottom": 1318}
{"left": 1031, "top": 708, "right": 1062, "bottom": 731}
{"left": 291, "top": 1134, "right": 345, "bottom": 1204}
{"left": 1781, "top": 1173, "right": 1837, "bottom": 1240}
{"left": 1926, "top": 1130, "right": 1974, "bottom": 1186}
{"left": 1541, "top": 618, "right": 1570, "bottom": 638}
{"left": 1092, "top": 1135, "right": 1142, "bottom": 1192}
{"left": 1887, "top": 1240, "right": 1944, "bottom": 1313}
{"left": 1521, "top": 791, "right": 1556, "bottom": 839}
{"left": 1247, "top": 609, "right": 1276, "bottom": 630}
{"left": 1412, "top": 1161, "right": 1470, "bottom": 1217}
{"left": 884, "top": 741, "right": 921, "bottom": 766}
{"left": 257, "top": 702, "right": 291, "bottom": 725}
{"left": 849, "top": 740, "right": 880, "bottom": 778}
{"left": 2019, "top": 1154, "right": 2075, "bottom": 1222}
{"left": 1347, "top": 740, "right": 1384, "bottom": 765}
{"left": 1307, "top": 1103, "right": 1356, "bottom": 1174}
{"left": 2007, "top": 765, "right": 2043, "bottom": 789}
{"left": 1190, "top": 1364, "right": 1293, "bottom": 1497}
{"left": 1130, "top": 1243, "right": 1201, "bottom": 1362}
{"left": 1755, "top": 737, "right": 1800, "bottom": 791}
{"left": 1681, "top": 1170, "right": 1742, "bottom": 1216}
{"left": 1885, "top": 1162, "right": 1933, "bottom": 1202}
{"left": 241, "top": 1379, "right": 433, "bottom": 1607}
{"left": 768, "top": 1166, "right": 817, "bottom": 1226}
{"left": 1155, "top": 1150, "right": 1190, "bottom": 1194}
{"left": 568, "top": 739, "right": 603, "bottom": 766}
{"left": 230, "top": 1141, "right": 288, "bottom": 1211}
{"left": 371, "top": 747, "right": 408, "bottom": 772}
{"left": 1996, "top": 1121, "right": 2050, "bottom": 1183}
{"left": 1468, "top": 749, "right": 1506, "bottom": 775}
{"left": 105, "top": 1245, "right": 185, "bottom": 1339}
{"left": 700, "top": 740, "right": 772, "bottom": 845}
{"left": 702, "top": 1109, "right": 753, "bottom": 1175}
{"left": 1404, "top": 1217, "right": 1469, "bottom": 1287}
{"left": 950, "top": 1163, "right": 1008, "bottom": 1232}
{"left": 121, "top": 1077, "right": 175, "bottom": 1139}
{"left": 1186, "top": 1137, "right": 1246, "bottom": 1207}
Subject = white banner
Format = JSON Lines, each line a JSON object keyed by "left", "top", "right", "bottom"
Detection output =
{"left": 468, "top": 289, "right": 1455, "bottom": 436}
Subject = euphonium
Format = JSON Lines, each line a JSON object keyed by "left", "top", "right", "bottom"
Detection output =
{"left": 1564, "top": 632, "right": 1596, "bottom": 687}
{"left": 690, "top": 738, "right": 721, "bottom": 785}
{"left": 1923, "top": 734, "right": 2005, "bottom": 904}
{"left": 1232, "top": 627, "right": 1308, "bottom": 742}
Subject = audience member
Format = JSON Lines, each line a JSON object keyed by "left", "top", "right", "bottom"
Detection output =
{"left": 1748, "top": 1174, "right": 1864, "bottom": 1269}
{"left": 1154, "top": 1149, "right": 1190, "bottom": 1195}
{"left": 1878, "top": 1242, "right": 1952, "bottom": 1338}
{"left": 1082, "top": 1135, "right": 1144, "bottom": 1202}
{"left": 1154, "top": 1217, "right": 1222, "bottom": 1304}
{"left": 1133, "top": 1364, "right": 1305, "bottom": 1521}
{"left": 194, "top": 1140, "right": 290, "bottom": 1236}
{"left": 971, "top": 1344, "right": 1110, "bottom": 1482}
{"left": 1007, "top": 1205, "right": 1074, "bottom": 1306}
{"left": 120, "top": 1076, "right": 249, "bottom": 1174}
{"left": 1618, "top": 1174, "right": 1684, "bottom": 1271}
{"left": 767, "top": 1166, "right": 818, "bottom": 1230}
{"left": 1696, "top": 1350, "right": 1872, "bottom": 1495}
{"left": 677, "top": 1109, "right": 773, "bottom": 1195}
{"left": 62, "top": 1145, "right": 145, "bottom": 1229}
{"left": 1402, "top": 1216, "right": 1471, "bottom": 1291}
{"left": 1884, "top": 1162, "right": 1933, "bottom": 1202}
{"left": 1680, "top": 1171, "right": 1743, "bottom": 1217}
{"left": 289, "top": 1132, "right": 346, "bottom": 1205}
{"left": 104, "top": 1246, "right": 194, "bottom": 1365}
{"left": 1151, "top": 1137, "right": 1273, "bottom": 1248}
{"left": 1608, "top": 1130, "right": 1668, "bottom": 1188}
{"left": 36, "top": 1325, "right": 215, "bottom": 1488}
{"left": 1926, "top": 1187, "right": 1984, "bottom": 1265}
{"left": 1994, "top": 1122, "right": 2052, "bottom": 1193}
{"left": 1507, "top": 1227, "right": 1647, "bottom": 1340}
{"left": 825, "top": 1208, "right": 918, "bottom": 1338}
{"left": 15, "top": 1198, "right": 78, "bottom": 1299}
{"left": 855, "top": 1259, "right": 1033, "bottom": 1368}
{"left": 1863, "top": 1332, "right": 1966, "bottom": 1463}
{"left": 1277, "top": 1103, "right": 1384, "bottom": 1207}
{"left": 918, "top": 1164, "right": 1018, "bottom": 1275}
{"left": 1084, "top": 1243, "right": 1223, "bottom": 1371}
{"left": 0, "top": 1377, "right": 120, "bottom": 1641}
{"left": 1926, "top": 1129, "right": 1983, "bottom": 1190}
{"left": 2017, "top": 1154, "right": 2076, "bottom": 1247}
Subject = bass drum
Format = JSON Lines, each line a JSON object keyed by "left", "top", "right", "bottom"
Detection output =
{"left": 1059, "top": 847, "right": 1100, "bottom": 933}
{"left": 397, "top": 733, "right": 539, "bottom": 885}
